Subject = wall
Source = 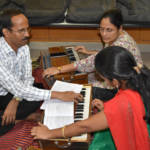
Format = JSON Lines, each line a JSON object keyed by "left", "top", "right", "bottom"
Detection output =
{"left": 30, "top": 27, "right": 150, "bottom": 44}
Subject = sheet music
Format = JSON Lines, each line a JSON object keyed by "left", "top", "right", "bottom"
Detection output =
{"left": 41, "top": 80, "right": 83, "bottom": 129}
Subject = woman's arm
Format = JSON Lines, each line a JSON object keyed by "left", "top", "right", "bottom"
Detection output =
{"left": 31, "top": 110, "right": 108, "bottom": 140}
{"left": 43, "top": 63, "right": 77, "bottom": 78}
{"left": 75, "top": 46, "right": 99, "bottom": 55}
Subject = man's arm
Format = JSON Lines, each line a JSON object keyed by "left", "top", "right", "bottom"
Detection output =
{"left": 0, "top": 61, "right": 83, "bottom": 102}
{"left": 21, "top": 46, "right": 34, "bottom": 86}
{"left": 0, "top": 61, "right": 50, "bottom": 101}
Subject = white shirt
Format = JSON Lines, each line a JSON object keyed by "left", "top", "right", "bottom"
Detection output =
{"left": 0, "top": 37, "right": 51, "bottom": 101}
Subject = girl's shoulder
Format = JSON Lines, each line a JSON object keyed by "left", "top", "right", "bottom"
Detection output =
{"left": 104, "top": 89, "right": 140, "bottom": 108}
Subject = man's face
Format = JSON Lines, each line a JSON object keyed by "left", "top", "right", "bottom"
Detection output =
{"left": 5, "top": 14, "right": 30, "bottom": 50}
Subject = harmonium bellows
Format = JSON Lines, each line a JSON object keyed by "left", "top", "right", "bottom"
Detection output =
{"left": 40, "top": 46, "right": 88, "bottom": 87}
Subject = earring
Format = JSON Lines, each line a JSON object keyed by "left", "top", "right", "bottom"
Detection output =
{"left": 116, "top": 84, "right": 119, "bottom": 89}
{"left": 114, "top": 84, "right": 119, "bottom": 93}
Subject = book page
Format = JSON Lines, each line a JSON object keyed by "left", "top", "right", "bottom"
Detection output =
{"left": 41, "top": 80, "right": 83, "bottom": 129}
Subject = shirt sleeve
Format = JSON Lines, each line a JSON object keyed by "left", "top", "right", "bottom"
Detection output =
{"left": 21, "top": 46, "right": 34, "bottom": 86}
{"left": 74, "top": 54, "right": 97, "bottom": 73}
{"left": 0, "top": 61, "right": 51, "bottom": 101}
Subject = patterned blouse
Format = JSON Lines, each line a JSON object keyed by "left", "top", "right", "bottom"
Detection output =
{"left": 74, "top": 31, "right": 143, "bottom": 88}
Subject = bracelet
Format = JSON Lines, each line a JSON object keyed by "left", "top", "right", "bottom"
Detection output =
{"left": 57, "top": 66, "right": 62, "bottom": 74}
{"left": 62, "top": 126, "right": 66, "bottom": 138}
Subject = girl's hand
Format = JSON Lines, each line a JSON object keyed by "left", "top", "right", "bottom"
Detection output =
{"left": 92, "top": 99, "right": 104, "bottom": 111}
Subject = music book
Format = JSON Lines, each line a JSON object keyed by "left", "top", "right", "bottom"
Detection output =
{"left": 41, "top": 80, "right": 83, "bottom": 129}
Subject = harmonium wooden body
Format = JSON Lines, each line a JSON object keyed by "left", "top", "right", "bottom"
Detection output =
{"left": 40, "top": 46, "right": 88, "bottom": 88}
{"left": 40, "top": 46, "right": 92, "bottom": 147}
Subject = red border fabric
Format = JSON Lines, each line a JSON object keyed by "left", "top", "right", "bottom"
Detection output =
{"left": 104, "top": 89, "right": 150, "bottom": 150}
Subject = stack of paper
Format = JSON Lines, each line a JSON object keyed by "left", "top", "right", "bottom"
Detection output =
{"left": 41, "top": 80, "right": 83, "bottom": 129}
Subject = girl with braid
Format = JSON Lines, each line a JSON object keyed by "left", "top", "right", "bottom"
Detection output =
{"left": 31, "top": 46, "right": 150, "bottom": 150}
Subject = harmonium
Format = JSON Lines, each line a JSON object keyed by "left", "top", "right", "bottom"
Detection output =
{"left": 42, "top": 84, "right": 92, "bottom": 149}
{"left": 40, "top": 46, "right": 88, "bottom": 88}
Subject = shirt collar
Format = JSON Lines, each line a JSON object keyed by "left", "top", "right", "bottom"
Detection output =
{"left": 1, "top": 37, "right": 15, "bottom": 55}
{"left": 1, "top": 37, "right": 27, "bottom": 56}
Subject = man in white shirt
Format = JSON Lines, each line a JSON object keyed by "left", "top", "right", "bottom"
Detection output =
{"left": 0, "top": 9, "right": 82, "bottom": 135}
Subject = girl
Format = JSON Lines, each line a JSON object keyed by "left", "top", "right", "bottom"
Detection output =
{"left": 31, "top": 46, "right": 150, "bottom": 150}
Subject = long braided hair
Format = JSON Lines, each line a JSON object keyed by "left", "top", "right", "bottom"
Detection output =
{"left": 95, "top": 46, "right": 150, "bottom": 124}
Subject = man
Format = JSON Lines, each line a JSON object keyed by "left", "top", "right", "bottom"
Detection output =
{"left": 0, "top": 9, "right": 82, "bottom": 136}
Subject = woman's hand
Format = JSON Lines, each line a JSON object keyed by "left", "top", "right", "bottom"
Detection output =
{"left": 74, "top": 46, "right": 89, "bottom": 54}
{"left": 74, "top": 46, "right": 98, "bottom": 55}
{"left": 43, "top": 67, "right": 59, "bottom": 78}
{"left": 31, "top": 122, "right": 50, "bottom": 140}
{"left": 92, "top": 99, "right": 104, "bottom": 111}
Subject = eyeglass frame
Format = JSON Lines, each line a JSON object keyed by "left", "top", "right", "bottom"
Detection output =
{"left": 8, "top": 27, "right": 31, "bottom": 34}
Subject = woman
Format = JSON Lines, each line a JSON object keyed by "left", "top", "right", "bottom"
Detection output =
{"left": 43, "top": 9, "right": 143, "bottom": 101}
{"left": 31, "top": 46, "right": 150, "bottom": 150}
{"left": 43, "top": 9, "right": 142, "bottom": 89}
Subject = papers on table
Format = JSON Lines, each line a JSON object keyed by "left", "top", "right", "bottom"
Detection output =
{"left": 41, "top": 80, "right": 83, "bottom": 129}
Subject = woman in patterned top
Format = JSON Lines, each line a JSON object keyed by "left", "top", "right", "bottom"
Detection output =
{"left": 43, "top": 9, "right": 143, "bottom": 100}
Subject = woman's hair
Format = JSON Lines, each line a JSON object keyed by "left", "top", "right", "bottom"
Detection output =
{"left": 0, "top": 9, "right": 23, "bottom": 36}
{"left": 95, "top": 46, "right": 150, "bottom": 123}
{"left": 99, "top": 9, "right": 123, "bottom": 29}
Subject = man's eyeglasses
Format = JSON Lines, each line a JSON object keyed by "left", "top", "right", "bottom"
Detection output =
{"left": 9, "top": 28, "right": 31, "bottom": 34}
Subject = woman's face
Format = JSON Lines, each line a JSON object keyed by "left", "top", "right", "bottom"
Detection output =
{"left": 99, "top": 17, "right": 121, "bottom": 45}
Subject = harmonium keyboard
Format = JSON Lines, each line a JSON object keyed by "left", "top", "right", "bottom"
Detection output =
{"left": 73, "top": 84, "right": 92, "bottom": 142}
{"left": 40, "top": 46, "right": 88, "bottom": 88}
{"left": 47, "top": 84, "right": 92, "bottom": 148}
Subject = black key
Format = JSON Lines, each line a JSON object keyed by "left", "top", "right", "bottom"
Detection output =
{"left": 75, "top": 114, "right": 83, "bottom": 119}
{"left": 76, "top": 105, "right": 84, "bottom": 109}
{"left": 75, "top": 113, "right": 83, "bottom": 115}
{"left": 80, "top": 91, "right": 85, "bottom": 97}
{"left": 78, "top": 101, "right": 84, "bottom": 104}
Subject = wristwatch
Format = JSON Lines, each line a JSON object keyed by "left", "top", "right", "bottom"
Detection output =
{"left": 14, "top": 97, "right": 22, "bottom": 101}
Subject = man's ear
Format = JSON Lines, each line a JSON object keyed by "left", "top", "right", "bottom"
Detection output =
{"left": 2, "top": 28, "right": 10, "bottom": 37}
{"left": 112, "top": 79, "right": 119, "bottom": 88}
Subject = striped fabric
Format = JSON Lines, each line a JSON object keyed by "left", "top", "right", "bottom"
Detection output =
{"left": 0, "top": 120, "right": 41, "bottom": 150}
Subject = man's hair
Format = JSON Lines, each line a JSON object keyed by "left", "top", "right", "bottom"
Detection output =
{"left": 0, "top": 9, "right": 24, "bottom": 36}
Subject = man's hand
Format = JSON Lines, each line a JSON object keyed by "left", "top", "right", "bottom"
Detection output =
{"left": 1, "top": 98, "right": 19, "bottom": 126}
{"left": 51, "top": 91, "right": 83, "bottom": 104}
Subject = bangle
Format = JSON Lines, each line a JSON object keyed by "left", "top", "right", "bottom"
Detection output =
{"left": 62, "top": 126, "right": 66, "bottom": 138}
{"left": 57, "top": 66, "right": 62, "bottom": 73}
